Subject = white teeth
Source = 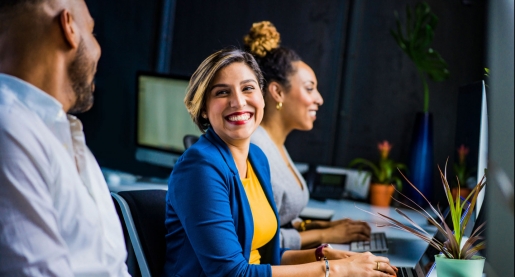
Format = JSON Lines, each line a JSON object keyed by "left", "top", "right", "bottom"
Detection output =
{"left": 309, "top": 111, "right": 317, "bottom": 117}
{"left": 228, "top": 113, "right": 251, "bottom": 121}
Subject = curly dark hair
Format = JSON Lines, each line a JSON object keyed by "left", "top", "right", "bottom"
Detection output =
{"left": 243, "top": 21, "right": 301, "bottom": 92}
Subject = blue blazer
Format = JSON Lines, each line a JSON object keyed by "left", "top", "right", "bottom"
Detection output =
{"left": 163, "top": 128, "right": 286, "bottom": 277}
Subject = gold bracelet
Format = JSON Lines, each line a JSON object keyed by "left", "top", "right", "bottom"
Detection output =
{"left": 299, "top": 219, "right": 311, "bottom": 232}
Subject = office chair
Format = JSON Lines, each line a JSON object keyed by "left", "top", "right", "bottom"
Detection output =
{"left": 183, "top": 134, "right": 199, "bottom": 150}
{"left": 111, "top": 189, "right": 167, "bottom": 277}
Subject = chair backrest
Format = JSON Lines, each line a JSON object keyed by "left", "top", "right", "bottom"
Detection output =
{"left": 183, "top": 134, "right": 199, "bottom": 150}
{"left": 111, "top": 189, "right": 167, "bottom": 277}
{"left": 112, "top": 194, "right": 140, "bottom": 277}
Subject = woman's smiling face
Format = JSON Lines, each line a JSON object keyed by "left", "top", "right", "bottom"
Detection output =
{"left": 281, "top": 61, "right": 324, "bottom": 131}
{"left": 205, "top": 62, "right": 265, "bottom": 146}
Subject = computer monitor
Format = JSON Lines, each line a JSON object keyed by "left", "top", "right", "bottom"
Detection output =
{"left": 135, "top": 72, "right": 203, "bottom": 168}
{"left": 454, "top": 80, "right": 488, "bottom": 214}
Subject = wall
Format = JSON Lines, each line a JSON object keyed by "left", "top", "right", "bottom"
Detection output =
{"left": 80, "top": 0, "right": 486, "bottom": 201}
{"left": 332, "top": 1, "right": 486, "bottom": 201}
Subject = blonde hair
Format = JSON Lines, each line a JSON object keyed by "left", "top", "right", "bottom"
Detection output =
{"left": 184, "top": 48, "right": 264, "bottom": 133}
{"left": 243, "top": 21, "right": 281, "bottom": 58}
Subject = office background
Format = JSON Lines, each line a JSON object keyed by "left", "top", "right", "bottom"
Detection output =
{"left": 80, "top": 0, "right": 512, "bottom": 276}
{"left": 80, "top": 0, "right": 485, "bottom": 199}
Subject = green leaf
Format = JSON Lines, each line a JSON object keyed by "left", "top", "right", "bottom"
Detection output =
{"left": 349, "top": 158, "right": 380, "bottom": 183}
{"left": 390, "top": 1, "right": 449, "bottom": 111}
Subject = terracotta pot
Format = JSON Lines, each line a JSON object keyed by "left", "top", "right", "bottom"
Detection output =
{"left": 451, "top": 187, "right": 472, "bottom": 200}
{"left": 369, "top": 183, "right": 395, "bottom": 207}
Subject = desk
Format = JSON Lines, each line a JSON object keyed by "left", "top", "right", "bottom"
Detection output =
{"left": 306, "top": 199, "right": 437, "bottom": 268}
{"left": 108, "top": 181, "right": 167, "bottom": 193}
{"left": 110, "top": 181, "right": 434, "bottom": 267}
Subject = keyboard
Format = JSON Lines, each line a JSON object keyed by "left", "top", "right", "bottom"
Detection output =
{"left": 349, "top": 232, "right": 388, "bottom": 253}
{"left": 397, "top": 266, "right": 417, "bottom": 277}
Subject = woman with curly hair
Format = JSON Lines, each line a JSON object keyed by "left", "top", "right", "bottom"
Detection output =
{"left": 246, "top": 21, "right": 371, "bottom": 250}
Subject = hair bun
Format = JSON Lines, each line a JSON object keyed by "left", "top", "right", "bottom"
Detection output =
{"left": 243, "top": 21, "right": 280, "bottom": 57}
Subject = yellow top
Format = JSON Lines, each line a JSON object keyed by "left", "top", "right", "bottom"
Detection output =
{"left": 241, "top": 160, "right": 278, "bottom": 264}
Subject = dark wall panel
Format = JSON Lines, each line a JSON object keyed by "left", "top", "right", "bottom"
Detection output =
{"left": 79, "top": 0, "right": 171, "bottom": 177}
{"left": 80, "top": 0, "right": 352, "bottom": 177}
{"left": 79, "top": 0, "right": 486, "bottom": 194}
{"left": 334, "top": 0, "right": 486, "bottom": 201}
{"left": 169, "top": 0, "right": 352, "bottom": 165}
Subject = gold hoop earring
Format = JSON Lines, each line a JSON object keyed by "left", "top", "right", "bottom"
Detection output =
{"left": 276, "top": 102, "right": 283, "bottom": 110}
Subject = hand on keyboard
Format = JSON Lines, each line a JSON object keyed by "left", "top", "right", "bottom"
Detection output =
{"left": 322, "top": 218, "right": 371, "bottom": 244}
{"left": 350, "top": 232, "right": 389, "bottom": 253}
{"left": 327, "top": 252, "right": 398, "bottom": 277}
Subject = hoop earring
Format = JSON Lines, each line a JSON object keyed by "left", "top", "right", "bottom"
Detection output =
{"left": 276, "top": 102, "right": 283, "bottom": 110}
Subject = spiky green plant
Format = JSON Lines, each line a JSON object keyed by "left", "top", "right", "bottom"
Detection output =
{"left": 391, "top": 1, "right": 450, "bottom": 113}
{"left": 359, "top": 162, "right": 486, "bottom": 259}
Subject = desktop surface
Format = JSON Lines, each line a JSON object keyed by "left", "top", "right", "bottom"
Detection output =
{"left": 306, "top": 198, "right": 437, "bottom": 267}
{"left": 107, "top": 171, "right": 434, "bottom": 267}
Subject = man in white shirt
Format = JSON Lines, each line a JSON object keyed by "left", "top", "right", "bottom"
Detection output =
{"left": 0, "top": 0, "right": 130, "bottom": 276}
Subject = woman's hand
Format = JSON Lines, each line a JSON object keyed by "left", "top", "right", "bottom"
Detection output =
{"left": 277, "top": 249, "right": 397, "bottom": 276}
{"left": 331, "top": 252, "right": 398, "bottom": 277}
{"left": 321, "top": 218, "right": 371, "bottom": 244}
{"left": 323, "top": 247, "right": 357, "bottom": 260}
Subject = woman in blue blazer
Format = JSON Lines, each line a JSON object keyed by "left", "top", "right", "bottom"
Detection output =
{"left": 163, "top": 48, "right": 398, "bottom": 277}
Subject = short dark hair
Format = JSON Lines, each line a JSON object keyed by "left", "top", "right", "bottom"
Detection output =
{"left": 184, "top": 47, "right": 264, "bottom": 132}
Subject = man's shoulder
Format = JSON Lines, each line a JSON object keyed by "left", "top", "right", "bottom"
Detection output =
{"left": 0, "top": 98, "right": 44, "bottom": 137}
{"left": 0, "top": 86, "right": 20, "bottom": 122}
{"left": 0, "top": 98, "right": 55, "bottom": 162}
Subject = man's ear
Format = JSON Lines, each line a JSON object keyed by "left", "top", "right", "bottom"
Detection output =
{"left": 59, "top": 9, "right": 79, "bottom": 49}
{"left": 267, "top": 81, "right": 285, "bottom": 103}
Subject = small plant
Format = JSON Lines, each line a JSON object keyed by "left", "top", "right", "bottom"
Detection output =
{"left": 360, "top": 162, "right": 486, "bottom": 260}
{"left": 349, "top": 141, "right": 407, "bottom": 191}
{"left": 391, "top": 1, "right": 450, "bottom": 113}
{"left": 453, "top": 144, "right": 475, "bottom": 188}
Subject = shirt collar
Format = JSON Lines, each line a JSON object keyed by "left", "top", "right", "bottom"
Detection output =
{"left": 0, "top": 73, "right": 67, "bottom": 124}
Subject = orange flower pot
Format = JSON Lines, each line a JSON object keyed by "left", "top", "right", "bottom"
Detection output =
{"left": 369, "top": 183, "right": 395, "bottom": 207}
{"left": 451, "top": 187, "right": 472, "bottom": 200}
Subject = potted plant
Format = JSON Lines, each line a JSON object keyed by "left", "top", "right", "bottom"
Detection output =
{"left": 349, "top": 141, "right": 407, "bottom": 207}
{"left": 361, "top": 162, "right": 486, "bottom": 277}
{"left": 452, "top": 144, "right": 475, "bottom": 199}
{"left": 391, "top": 1, "right": 450, "bottom": 206}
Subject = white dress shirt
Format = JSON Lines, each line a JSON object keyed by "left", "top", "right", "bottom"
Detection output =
{"left": 0, "top": 74, "right": 130, "bottom": 277}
